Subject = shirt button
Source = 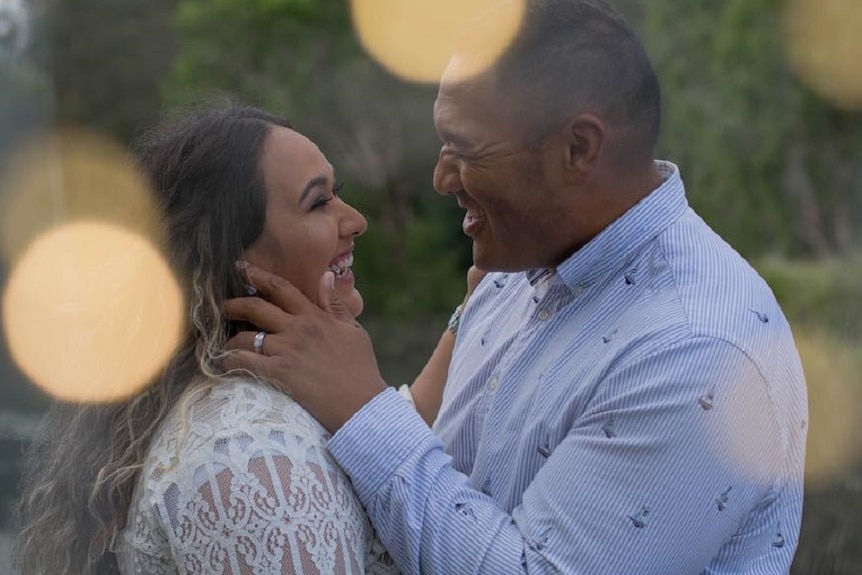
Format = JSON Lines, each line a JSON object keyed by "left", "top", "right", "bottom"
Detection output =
{"left": 488, "top": 376, "right": 500, "bottom": 391}
{"left": 538, "top": 309, "right": 551, "bottom": 321}
{"left": 573, "top": 285, "right": 585, "bottom": 295}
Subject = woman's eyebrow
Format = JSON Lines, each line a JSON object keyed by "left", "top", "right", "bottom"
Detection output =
{"left": 299, "top": 175, "right": 329, "bottom": 203}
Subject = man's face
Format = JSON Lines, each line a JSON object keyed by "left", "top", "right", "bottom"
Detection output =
{"left": 432, "top": 68, "right": 570, "bottom": 272}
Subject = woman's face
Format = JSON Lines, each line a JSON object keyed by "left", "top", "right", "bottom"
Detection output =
{"left": 244, "top": 126, "right": 367, "bottom": 317}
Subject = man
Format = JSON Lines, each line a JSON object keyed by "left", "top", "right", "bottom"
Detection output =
{"left": 226, "top": 0, "right": 808, "bottom": 572}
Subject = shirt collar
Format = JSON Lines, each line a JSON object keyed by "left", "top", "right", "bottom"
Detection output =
{"left": 526, "top": 161, "right": 688, "bottom": 294}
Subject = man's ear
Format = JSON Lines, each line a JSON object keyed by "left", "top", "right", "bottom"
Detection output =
{"left": 562, "top": 114, "right": 605, "bottom": 185}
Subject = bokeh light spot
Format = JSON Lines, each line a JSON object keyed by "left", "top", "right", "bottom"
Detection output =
{"left": 794, "top": 331, "right": 861, "bottom": 488}
{"left": 784, "top": 0, "right": 862, "bottom": 109}
{"left": 350, "top": 0, "right": 525, "bottom": 83}
{"left": 2, "top": 222, "right": 184, "bottom": 403}
{"left": 0, "top": 128, "right": 162, "bottom": 266}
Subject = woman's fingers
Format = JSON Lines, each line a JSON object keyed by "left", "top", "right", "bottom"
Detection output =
{"left": 221, "top": 347, "right": 277, "bottom": 378}
{"left": 223, "top": 296, "right": 294, "bottom": 333}
{"left": 239, "top": 261, "right": 317, "bottom": 315}
{"left": 225, "top": 330, "right": 275, "bottom": 356}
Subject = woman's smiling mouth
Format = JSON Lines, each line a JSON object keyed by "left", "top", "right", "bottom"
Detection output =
{"left": 329, "top": 251, "right": 354, "bottom": 280}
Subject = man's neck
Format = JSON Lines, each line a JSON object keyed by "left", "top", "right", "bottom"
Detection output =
{"left": 553, "top": 162, "right": 667, "bottom": 264}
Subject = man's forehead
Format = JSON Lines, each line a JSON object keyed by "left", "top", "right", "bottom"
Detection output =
{"left": 439, "top": 51, "right": 500, "bottom": 90}
{"left": 436, "top": 64, "right": 524, "bottom": 122}
{"left": 443, "top": 0, "right": 525, "bottom": 83}
{"left": 440, "top": 54, "right": 474, "bottom": 85}
{"left": 436, "top": 63, "right": 496, "bottom": 113}
{"left": 433, "top": 78, "right": 485, "bottom": 133}
{"left": 434, "top": 81, "right": 532, "bottom": 150}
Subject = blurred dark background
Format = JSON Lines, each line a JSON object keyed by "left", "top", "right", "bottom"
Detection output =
{"left": 1, "top": 0, "right": 860, "bottom": 572}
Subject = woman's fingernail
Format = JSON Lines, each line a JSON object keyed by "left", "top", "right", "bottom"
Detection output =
{"left": 244, "top": 284, "right": 257, "bottom": 295}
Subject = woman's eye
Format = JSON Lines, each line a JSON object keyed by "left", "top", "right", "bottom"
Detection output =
{"left": 310, "top": 181, "right": 343, "bottom": 210}
{"left": 311, "top": 195, "right": 334, "bottom": 210}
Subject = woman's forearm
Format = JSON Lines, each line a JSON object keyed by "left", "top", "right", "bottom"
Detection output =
{"left": 408, "top": 327, "right": 456, "bottom": 425}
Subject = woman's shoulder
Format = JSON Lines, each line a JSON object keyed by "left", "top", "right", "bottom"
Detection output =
{"left": 121, "top": 378, "right": 375, "bottom": 573}
{"left": 185, "top": 376, "right": 325, "bottom": 435}
{"left": 198, "top": 377, "right": 326, "bottom": 434}
{"left": 142, "top": 377, "right": 332, "bottom": 480}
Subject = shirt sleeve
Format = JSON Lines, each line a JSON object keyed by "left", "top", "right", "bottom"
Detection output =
{"left": 327, "top": 336, "right": 785, "bottom": 575}
{"left": 397, "top": 383, "right": 417, "bottom": 409}
{"left": 153, "top": 424, "right": 371, "bottom": 574}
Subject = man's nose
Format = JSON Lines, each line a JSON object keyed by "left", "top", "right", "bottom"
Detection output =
{"left": 433, "top": 149, "right": 462, "bottom": 196}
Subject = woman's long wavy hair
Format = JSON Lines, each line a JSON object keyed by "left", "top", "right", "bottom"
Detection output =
{"left": 13, "top": 104, "right": 293, "bottom": 575}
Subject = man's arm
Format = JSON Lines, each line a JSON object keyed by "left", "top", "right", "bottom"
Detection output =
{"left": 328, "top": 337, "right": 786, "bottom": 574}
{"left": 223, "top": 266, "right": 790, "bottom": 574}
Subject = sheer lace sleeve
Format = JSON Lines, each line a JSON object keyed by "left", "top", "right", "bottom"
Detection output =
{"left": 119, "top": 380, "right": 398, "bottom": 575}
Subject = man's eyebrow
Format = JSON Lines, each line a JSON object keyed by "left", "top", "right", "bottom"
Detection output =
{"left": 299, "top": 175, "right": 329, "bottom": 203}
{"left": 439, "top": 129, "right": 473, "bottom": 150}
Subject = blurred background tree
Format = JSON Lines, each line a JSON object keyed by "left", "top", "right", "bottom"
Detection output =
{"left": 646, "top": 0, "right": 862, "bottom": 259}
{"left": 1, "top": 0, "right": 860, "bottom": 572}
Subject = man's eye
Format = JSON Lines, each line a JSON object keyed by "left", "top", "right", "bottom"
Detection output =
{"left": 441, "top": 147, "right": 461, "bottom": 161}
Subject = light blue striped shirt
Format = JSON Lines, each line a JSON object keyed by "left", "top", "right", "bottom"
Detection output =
{"left": 329, "top": 161, "right": 808, "bottom": 574}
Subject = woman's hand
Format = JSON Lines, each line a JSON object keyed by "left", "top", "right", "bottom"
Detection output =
{"left": 224, "top": 264, "right": 388, "bottom": 433}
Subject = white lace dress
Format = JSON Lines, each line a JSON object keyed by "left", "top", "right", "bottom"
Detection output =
{"left": 117, "top": 379, "right": 398, "bottom": 575}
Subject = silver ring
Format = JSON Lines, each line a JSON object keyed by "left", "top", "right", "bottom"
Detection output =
{"left": 252, "top": 331, "right": 267, "bottom": 355}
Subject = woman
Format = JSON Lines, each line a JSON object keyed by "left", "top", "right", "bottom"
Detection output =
{"left": 14, "top": 105, "right": 473, "bottom": 575}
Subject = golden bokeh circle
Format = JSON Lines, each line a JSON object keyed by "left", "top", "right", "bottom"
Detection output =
{"left": 0, "top": 128, "right": 162, "bottom": 266}
{"left": 794, "top": 331, "right": 861, "bottom": 488}
{"left": 350, "top": 0, "right": 525, "bottom": 83}
{"left": 784, "top": 0, "right": 862, "bottom": 109}
{"left": 2, "top": 221, "right": 184, "bottom": 403}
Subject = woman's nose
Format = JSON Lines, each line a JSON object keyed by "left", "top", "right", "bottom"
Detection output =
{"left": 341, "top": 201, "right": 367, "bottom": 237}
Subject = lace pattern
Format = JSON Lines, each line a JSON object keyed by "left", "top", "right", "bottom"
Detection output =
{"left": 117, "top": 379, "right": 398, "bottom": 575}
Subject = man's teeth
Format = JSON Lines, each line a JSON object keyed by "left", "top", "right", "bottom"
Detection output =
{"left": 329, "top": 253, "right": 354, "bottom": 278}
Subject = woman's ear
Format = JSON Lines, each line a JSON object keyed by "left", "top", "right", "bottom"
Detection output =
{"left": 562, "top": 113, "right": 605, "bottom": 185}
{"left": 242, "top": 232, "right": 276, "bottom": 275}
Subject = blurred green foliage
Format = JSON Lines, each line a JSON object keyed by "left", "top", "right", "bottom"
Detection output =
{"left": 645, "top": 0, "right": 862, "bottom": 258}
{"left": 39, "top": 0, "right": 178, "bottom": 139}
{"left": 758, "top": 257, "right": 862, "bottom": 341}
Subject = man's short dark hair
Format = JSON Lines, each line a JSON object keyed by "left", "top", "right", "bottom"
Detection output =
{"left": 492, "top": 0, "right": 662, "bottom": 164}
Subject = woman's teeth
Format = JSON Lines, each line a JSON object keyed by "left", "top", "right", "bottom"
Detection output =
{"left": 329, "top": 253, "right": 354, "bottom": 278}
